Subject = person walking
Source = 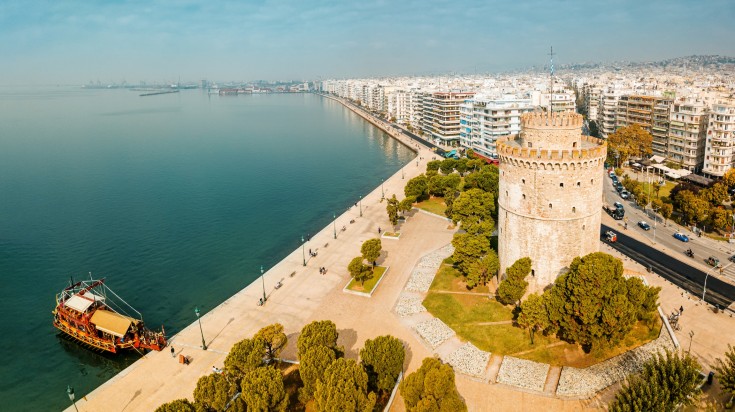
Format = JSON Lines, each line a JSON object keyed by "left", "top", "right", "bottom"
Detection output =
{"left": 170, "top": 346, "right": 175, "bottom": 358}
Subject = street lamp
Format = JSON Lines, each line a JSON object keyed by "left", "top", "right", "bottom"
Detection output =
{"left": 67, "top": 385, "right": 79, "bottom": 412}
{"left": 401, "top": 167, "right": 404, "bottom": 180}
{"left": 301, "top": 235, "right": 306, "bottom": 266}
{"left": 260, "top": 265, "right": 266, "bottom": 304}
{"left": 381, "top": 178, "right": 385, "bottom": 199}
{"left": 195, "top": 306, "right": 207, "bottom": 350}
{"left": 702, "top": 264, "right": 720, "bottom": 302}
{"left": 688, "top": 330, "right": 695, "bottom": 354}
{"left": 359, "top": 195, "right": 363, "bottom": 217}
{"left": 333, "top": 212, "right": 337, "bottom": 239}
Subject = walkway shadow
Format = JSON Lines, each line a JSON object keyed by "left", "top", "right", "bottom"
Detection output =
{"left": 337, "top": 328, "right": 358, "bottom": 358}
{"left": 206, "top": 317, "right": 235, "bottom": 347}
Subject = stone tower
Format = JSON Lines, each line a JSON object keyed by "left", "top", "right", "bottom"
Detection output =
{"left": 496, "top": 111, "right": 607, "bottom": 291}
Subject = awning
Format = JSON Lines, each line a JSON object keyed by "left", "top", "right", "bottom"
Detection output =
{"left": 65, "top": 295, "right": 95, "bottom": 313}
{"left": 90, "top": 310, "right": 132, "bottom": 338}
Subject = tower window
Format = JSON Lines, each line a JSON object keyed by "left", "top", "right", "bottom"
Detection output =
{"left": 549, "top": 203, "right": 553, "bottom": 209}
{"left": 522, "top": 194, "right": 526, "bottom": 199}
{"left": 522, "top": 179, "right": 525, "bottom": 184}
{"left": 583, "top": 225, "right": 586, "bottom": 230}
{"left": 560, "top": 183, "right": 564, "bottom": 188}
{"left": 573, "top": 142, "right": 577, "bottom": 148}
{"left": 572, "top": 207, "right": 576, "bottom": 213}
{"left": 577, "top": 181, "right": 581, "bottom": 187}
{"left": 591, "top": 179, "right": 594, "bottom": 184}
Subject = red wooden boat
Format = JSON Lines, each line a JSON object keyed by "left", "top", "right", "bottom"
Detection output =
{"left": 52, "top": 277, "right": 167, "bottom": 353}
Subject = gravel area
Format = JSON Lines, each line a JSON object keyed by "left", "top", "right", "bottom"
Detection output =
{"left": 395, "top": 293, "right": 426, "bottom": 317}
{"left": 414, "top": 318, "right": 455, "bottom": 348}
{"left": 556, "top": 328, "right": 676, "bottom": 397}
{"left": 405, "top": 245, "right": 454, "bottom": 292}
{"left": 447, "top": 342, "right": 491, "bottom": 378}
{"left": 496, "top": 356, "right": 550, "bottom": 392}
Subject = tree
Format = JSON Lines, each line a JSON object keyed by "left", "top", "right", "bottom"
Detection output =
{"left": 194, "top": 373, "right": 243, "bottom": 412}
{"left": 386, "top": 195, "right": 399, "bottom": 228}
{"left": 361, "top": 238, "right": 382, "bottom": 267}
{"left": 517, "top": 293, "right": 549, "bottom": 345}
{"left": 254, "top": 323, "right": 287, "bottom": 363}
{"left": 451, "top": 233, "right": 490, "bottom": 275}
{"left": 399, "top": 196, "right": 415, "bottom": 215}
{"left": 439, "top": 158, "right": 457, "bottom": 175}
{"left": 241, "top": 366, "right": 288, "bottom": 412}
{"left": 314, "top": 358, "right": 377, "bottom": 412}
{"left": 589, "top": 120, "right": 599, "bottom": 137}
{"left": 609, "top": 350, "right": 701, "bottom": 412}
{"left": 700, "top": 182, "right": 729, "bottom": 206}
{"left": 676, "top": 190, "right": 711, "bottom": 225}
{"left": 348, "top": 256, "right": 373, "bottom": 286}
{"left": 426, "top": 160, "right": 441, "bottom": 173}
{"left": 297, "top": 320, "right": 339, "bottom": 358}
{"left": 660, "top": 203, "right": 673, "bottom": 226}
{"left": 723, "top": 169, "right": 735, "bottom": 189}
{"left": 298, "top": 345, "right": 336, "bottom": 403}
{"left": 712, "top": 208, "right": 731, "bottom": 231}
{"left": 496, "top": 257, "right": 531, "bottom": 306}
{"left": 466, "top": 250, "right": 499, "bottom": 289}
{"left": 463, "top": 165, "right": 499, "bottom": 195}
{"left": 635, "top": 193, "right": 648, "bottom": 210}
{"left": 715, "top": 345, "right": 735, "bottom": 400}
{"left": 455, "top": 158, "right": 469, "bottom": 176}
{"left": 607, "top": 124, "right": 653, "bottom": 164}
{"left": 544, "top": 252, "right": 658, "bottom": 351}
{"left": 224, "top": 337, "right": 265, "bottom": 377}
{"left": 155, "top": 399, "right": 196, "bottom": 412}
{"left": 451, "top": 188, "right": 495, "bottom": 235}
{"left": 428, "top": 174, "right": 460, "bottom": 197}
{"left": 399, "top": 357, "right": 467, "bottom": 412}
{"left": 404, "top": 175, "right": 428, "bottom": 200}
{"left": 360, "top": 335, "right": 406, "bottom": 393}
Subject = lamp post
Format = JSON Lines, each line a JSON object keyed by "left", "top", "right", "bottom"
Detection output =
{"left": 702, "top": 265, "right": 718, "bottom": 302}
{"left": 688, "top": 330, "right": 694, "bottom": 354}
{"left": 333, "top": 212, "right": 337, "bottom": 239}
{"left": 260, "top": 265, "right": 266, "bottom": 304}
{"left": 401, "top": 167, "right": 404, "bottom": 180}
{"left": 359, "top": 195, "right": 363, "bottom": 217}
{"left": 195, "top": 306, "right": 207, "bottom": 350}
{"left": 381, "top": 178, "right": 385, "bottom": 200}
{"left": 67, "top": 385, "right": 79, "bottom": 412}
{"left": 301, "top": 235, "right": 306, "bottom": 266}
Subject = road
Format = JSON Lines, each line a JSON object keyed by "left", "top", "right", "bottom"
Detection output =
{"left": 601, "top": 169, "right": 735, "bottom": 309}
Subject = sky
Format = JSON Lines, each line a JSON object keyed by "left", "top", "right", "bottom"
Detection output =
{"left": 1, "top": 0, "right": 734, "bottom": 85}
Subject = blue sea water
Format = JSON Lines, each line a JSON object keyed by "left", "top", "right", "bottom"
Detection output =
{"left": 0, "top": 88, "right": 414, "bottom": 411}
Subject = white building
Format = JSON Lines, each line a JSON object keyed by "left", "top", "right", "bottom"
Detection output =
{"left": 703, "top": 98, "right": 735, "bottom": 177}
{"left": 459, "top": 94, "right": 535, "bottom": 161}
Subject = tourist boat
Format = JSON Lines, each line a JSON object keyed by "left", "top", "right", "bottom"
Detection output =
{"left": 52, "top": 277, "right": 167, "bottom": 354}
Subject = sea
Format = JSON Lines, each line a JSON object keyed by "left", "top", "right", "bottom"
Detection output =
{"left": 0, "top": 87, "right": 415, "bottom": 411}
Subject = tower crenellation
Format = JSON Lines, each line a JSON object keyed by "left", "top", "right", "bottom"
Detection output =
{"left": 497, "top": 111, "right": 607, "bottom": 291}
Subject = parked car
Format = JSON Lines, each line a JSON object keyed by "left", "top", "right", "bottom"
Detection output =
{"left": 616, "top": 184, "right": 624, "bottom": 192}
{"left": 604, "top": 230, "right": 617, "bottom": 243}
{"left": 614, "top": 202, "right": 624, "bottom": 210}
{"left": 706, "top": 256, "right": 720, "bottom": 267}
{"left": 638, "top": 221, "right": 651, "bottom": 231}
{"left": 673, "top": 232, "right": 690, "bottom": 242}
{"left": 620, "top": 190, "right": 630, "bottom": 199}
{"left": 609, "top": 171, "right": 616, "bottom": 178}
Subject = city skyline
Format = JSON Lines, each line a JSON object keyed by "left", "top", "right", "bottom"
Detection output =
{"left": 2, "top": 0, "right": 734, "bottom": 85}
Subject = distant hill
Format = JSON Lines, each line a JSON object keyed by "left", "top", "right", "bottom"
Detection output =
{"left": 556, "top": 55, "right": 735, "bottom": 72}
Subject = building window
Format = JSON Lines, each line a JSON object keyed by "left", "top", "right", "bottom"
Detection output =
{"left": 522, "top": 179, "right": 525, "bottom": 184}
{"left": 528, "top": 142, "right": 533, "bottom": 148}
{"left": 560, "top": 183, "right": 564, "bottom": 188}
{"left": 573, "top": 142, "right": 577, "bottom": 148}
{"left": 572, "top": 207, "right": 576, "bottom": 213}
{"left": 523, "top": 194, "right": 526, "bottom": 199}
{"left": 583, "top": 225, "right": 586, "bottom": 230}
{"left": 577, "top": 181, "right": 581, "bottom": 187}
{"left": 591, "top": 179, "right": 594, "bottom": 184}
{"left": 549, "top": 203, "right": 552, "bottom": 209}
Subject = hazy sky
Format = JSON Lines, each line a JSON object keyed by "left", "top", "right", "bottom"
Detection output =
{"left": 1, "top": 0, "right": 734, "bottom": 85}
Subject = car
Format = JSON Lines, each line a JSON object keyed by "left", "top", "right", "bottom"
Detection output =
{"left": 620, "top": 190, "right": 630, "bottom": 199}
{"left": 673, "top": 232, "right": 690, "bottom": 242}
{"left": 604, "top": 230, "right": 617, "bottom": 242}
{"left": 613, "top": 201, "right": 623, "bottom": 208}
{"left": 706, "top": 256, "right": 720, "bottom": 267}
{"left": 638, "top": 221, "right": 651, "bottom": 230}
{"left": 616, "top": 184, "right": 624, "bottom": 192}
{"left": 609, "top": 171, "right": 616, "bottom": 178}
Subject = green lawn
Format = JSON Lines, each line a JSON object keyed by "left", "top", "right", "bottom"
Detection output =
{"left": 414, "top": 197, "right": 447, "bottom": 216}
{"left": 346, "top": 266, "right": 387, "bottom": 294}
{"left": 429, "top": 264, "right": 490, "bottom": 293}
{"left": 423, "top": 292, "right": 513, "bottom": 325}
{"left": 423, "top": 290, "right": 662, "bottom": 367}
{"left": 641, "top": 180, "right": 676, "bottom": 201}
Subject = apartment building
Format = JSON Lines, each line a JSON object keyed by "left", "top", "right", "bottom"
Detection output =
{"left": 667, "top": 99, "right": 708, "bottom": 172}
{"left": 703, "top": 99, "right": 735, "bottom": 177}
{"left": 598, "top": 87, "right": 624, "bottom": 138}
{"left": 583, "top": 84, "right": 601, "bottom": 121}
{"left": 615, "top": 94, "right": 673, "bottom": 157}
{"left": 459, "top": 95, "right": 534, "bottom": 161}
{"left": 420, "top": 91, "right": 475, "bottom": 146}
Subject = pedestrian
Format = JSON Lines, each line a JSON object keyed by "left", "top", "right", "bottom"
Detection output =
{"left": 309, "top": 248, "right": 312, "bottom": 256}
{"left": 680, "top": 305, "right": 684, "bottom": 315}
{"left": 307, "top": 234, "right": 311, "bottom": 241}
{"left": 378, "top": 227, "right": 381, "bottom": 234}
{"left": 170, "top": 346, "right": 175, "bottom": 358}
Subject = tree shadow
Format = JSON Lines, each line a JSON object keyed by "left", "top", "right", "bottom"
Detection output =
{"left": 337, "top": 328, "right": 358, "bottom": 358}
{"left": 281, "top": 331, "right": 300, "bottom": 361}
{"left": 206, "top": 317, "right": 235, "bottom": 347}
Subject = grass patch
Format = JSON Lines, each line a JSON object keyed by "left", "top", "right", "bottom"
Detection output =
{"left": 640, "top": 180, "right": 676, "bottom": 200}
{"left": 346, "top": 266, "right": 387, "bottom": 294}
{"left": 415, "top": 196, "right": 447, "bottom": 215}
{"left": 383, "top": 232, "right": 400, "bottom": 237}
{"left": 423, "top": 292, "right": 513, "bottom": 324}
{"left": 453, "top": 323, "right": 555, "bottom": 354}
{"left": 429, "top": 264, "right": 490, "bottom": 293}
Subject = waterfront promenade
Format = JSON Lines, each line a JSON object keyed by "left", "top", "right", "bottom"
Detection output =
{"left": 65, "top": 96, "right": 675, "bottom": 411}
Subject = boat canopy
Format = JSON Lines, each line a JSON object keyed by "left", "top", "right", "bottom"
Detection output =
{"left": 65, "top": 295, "right": 96, "bottom": 313}
{"left": 91, "top": 310, "right": 132, "bottom": 338}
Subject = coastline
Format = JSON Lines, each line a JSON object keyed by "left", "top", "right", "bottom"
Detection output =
{"left": 68, "top": 93, "right": 432, "bottom": 411}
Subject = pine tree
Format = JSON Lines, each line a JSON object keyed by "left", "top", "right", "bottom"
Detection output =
{"left": 360, "top": 335, "right": 405, "bottom": 393}
{"left": 715, "top": 344, "right": 735, "bottom": 399}
{"left": 399, "top": 357, "right": 467, "bottom": 412}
